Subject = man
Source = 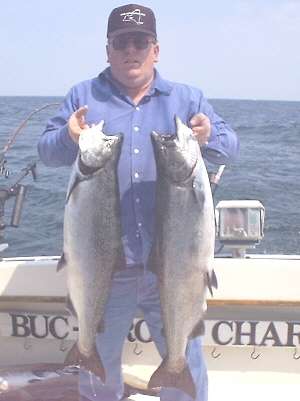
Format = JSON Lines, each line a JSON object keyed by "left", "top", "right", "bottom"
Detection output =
{"left": 38, "top": 4, "right": 239, "bottom": 401}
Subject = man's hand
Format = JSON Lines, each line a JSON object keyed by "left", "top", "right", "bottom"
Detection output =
{"left": 68, "top": 105, "right": 89, "bottom": 143}
{"left": 190, "top": 113, "right": 211, "bottom": 145}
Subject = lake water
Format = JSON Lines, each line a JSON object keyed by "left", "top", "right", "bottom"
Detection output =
{"left": 0, "top": 96, "right": 299, "bottom": 257}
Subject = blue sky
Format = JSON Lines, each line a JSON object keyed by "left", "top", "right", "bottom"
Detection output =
{"left": 1, "top": 0, "right": 299, "bottom": 100}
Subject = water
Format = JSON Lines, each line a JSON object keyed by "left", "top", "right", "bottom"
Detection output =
{"left": 0, "top": 96, "right": 299, "bottom": 257}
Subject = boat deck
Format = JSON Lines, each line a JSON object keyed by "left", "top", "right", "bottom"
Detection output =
{"left": 1, "top": 369, "right": 299, "bottom": 401}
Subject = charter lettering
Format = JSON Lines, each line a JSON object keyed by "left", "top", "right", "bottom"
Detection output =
{"left": 7, "top": 314, "right": 300, "bottom": 347}
{"left": 260, "top": 322, "right": 282, "bottom": 346}
{"left": 212, "top": 321, "right": 233, "bottom": 345}
{"left": 286, "top": 322, "right": 300, "bottom": 346}
{"left": 234, "top": 321, "right": 259, "bottom": 346}
{"left": 10, "top": 313, "right": 69, "bottom": 339}
{"left": 127, "top": 319, "right": 152, "bottom": 343}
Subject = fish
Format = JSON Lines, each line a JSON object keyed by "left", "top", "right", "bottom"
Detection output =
{"left": 58, "top": 121, "right": 125, "bottom": 382}
{"left": 148, "top": 116, "right": 217, "bottom": 399}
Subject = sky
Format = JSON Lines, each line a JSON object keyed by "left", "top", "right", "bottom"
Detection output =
{"left": 1, "top": 0, "right": 299, "bottom": 100}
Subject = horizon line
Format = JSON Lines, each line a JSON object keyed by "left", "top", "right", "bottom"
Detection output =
{"left": 0, "top": 95, "right": 299, "bottom": 103}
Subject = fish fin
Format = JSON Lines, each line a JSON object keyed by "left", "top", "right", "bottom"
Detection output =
{"left": 211, "top": 269, "right": 218, "bottom": 288}
{"left": 206, "top": 269, "right": 218, "bottom": 297}
{"left": 65, "top": 169, "right": 81, "bottom": 204}
{"left": 148, "top": 359, "right": 196, "bottom": 399}
{"left": 64, "top": 342, "right": 80, "bottom": 366}
{"left": 65, "top": 155, "right": 94, "bottom": 203}
{"left": 65, "top": 294, "right": 77, "bottom": 317}
{"left": 57, "top": 253, "right": 67, "bottom": 272}
{"left": 65, "top": 343, "right": 105, "bottom": 383}
{"left": 190, "top": 320, "right": 205, "bottom": 338}
{"left": 192, "top": 176, "right": 205, "bottom": 206}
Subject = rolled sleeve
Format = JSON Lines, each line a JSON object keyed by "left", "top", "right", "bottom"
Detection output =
{"left": 199, "top": 96, "right": 239, "bottom": 165}
{"left": 38, "top": 89, "right": 79, "bottom": 167}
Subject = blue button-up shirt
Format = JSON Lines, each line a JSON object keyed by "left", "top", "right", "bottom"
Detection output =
{"left": 38, "top": 68, "right": 239, "bottom": 267}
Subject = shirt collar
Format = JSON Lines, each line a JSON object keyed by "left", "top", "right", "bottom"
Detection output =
{"left": 151, "top": 70, "right": 172, "bottom": 95}
{"left": 99, "top": 67, "right": 172, "bottom": 97}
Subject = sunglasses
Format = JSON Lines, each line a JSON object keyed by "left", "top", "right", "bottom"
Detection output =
{"left": 110, "top": 34, "right": 156, "bottom": 51}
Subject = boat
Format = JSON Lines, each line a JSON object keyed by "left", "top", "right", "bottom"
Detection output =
{"left": 0, "top": 109, "right": 299, "bottom": 399}
{"left": 0, "top": 198, "right": 299, "bottom": 400}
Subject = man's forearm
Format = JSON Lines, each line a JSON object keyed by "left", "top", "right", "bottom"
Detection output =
{"left": 38, "top": 123, "right": 78, "bottom": 167}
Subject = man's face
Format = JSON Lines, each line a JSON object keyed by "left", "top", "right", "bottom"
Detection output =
{"left": 106, "top": 32, "right": 159, "bottom": 89}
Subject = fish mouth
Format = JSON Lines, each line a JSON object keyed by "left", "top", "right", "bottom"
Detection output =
{"left": 153, "top": 132, "right": 176, "bottom": 141}
{"left": 152, "top": 116, "right": 195, "bottom": 144}
{"left": 151, "top": 131, "right": 177, "bottom": 145}
{"left": 79, "top": 132, "right": 121, "bottom": 152}
{"left": 151, "top": 130, "right": 199, "bottom": 184}
{"left": 78, "top": 131, "right": 123, "bottom": 171}
{"left": 102, "top": 133, "right": 122, "bottom": 145}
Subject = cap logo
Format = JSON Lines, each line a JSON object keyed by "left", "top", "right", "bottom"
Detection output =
{"left": 120, "top": 9, "right": 145, "bottom": 25}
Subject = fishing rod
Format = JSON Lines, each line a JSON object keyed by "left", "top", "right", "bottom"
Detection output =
{"left": 0, "top": 102, "right": 60, "bottom": 242}
{"left": 0, "top": 103, "right": 60, "bottom": 176}
{"left": 208, "top": 164, "right": 226, "bottom": 255}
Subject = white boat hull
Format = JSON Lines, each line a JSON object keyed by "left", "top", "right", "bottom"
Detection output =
{"left": 0, "top": 255, "right": 300, "bottom": 396}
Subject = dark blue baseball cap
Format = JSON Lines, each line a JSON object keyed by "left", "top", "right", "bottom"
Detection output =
{"left": 107, "top": 4, "right": 157, "bottom": 39}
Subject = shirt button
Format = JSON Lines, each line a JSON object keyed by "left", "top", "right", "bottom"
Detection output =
{"left": 137, "top": 222, "right": 142, "bottom": 227}
{"left": 134, "top": 148, "right": 140, "bottom": 154}
{"left": 136, "top": 198, "right": 140, "bottom": 203}
{"left": 136, "top": 233, "right": 140, "bottom": 238}
{"left": 134, "top": 126, "right": 140, "bottom": 132}
{"left": 136, "top": 106, "right": 140, "bottom": 111}
{"left": 134, "top": 172, "right": 139, "bottom": 179}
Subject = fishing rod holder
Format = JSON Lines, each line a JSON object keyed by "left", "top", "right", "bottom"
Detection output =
{"left": 0, "top": 159, "right": 10, "bottom": 178}
{"left": 0, "top": 162, "right": 37, "bottom": 236}
{"left": 0, "top": 102, "right": 59, "bottom": 250}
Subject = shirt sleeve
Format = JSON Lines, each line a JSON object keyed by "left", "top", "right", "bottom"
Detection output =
{"left": 37, "top": 88, "right": 79, "bottom": 167}
{"left": 198, "top": 96, "right": 240, "bottom": 165}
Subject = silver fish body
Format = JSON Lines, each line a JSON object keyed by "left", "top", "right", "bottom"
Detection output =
{"left": 59, "top": 121, "right": 124, "bottom": 382}
{"left": 148, "top": 116, "right": 217, "bottom": 399}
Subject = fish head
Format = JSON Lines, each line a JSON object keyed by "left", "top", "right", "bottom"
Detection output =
{"left": 151, "top": 116, "right": 200, "bottom": 183}
{"left": 79, "top": 121, "right": 123, "bottom": 169}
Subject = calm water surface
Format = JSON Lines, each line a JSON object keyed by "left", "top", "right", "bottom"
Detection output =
{"left": 0, "top": 96, "right": 299, "bottom": 257}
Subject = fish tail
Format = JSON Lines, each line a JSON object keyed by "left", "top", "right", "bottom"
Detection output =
{"left": 64, "top": 342, "right": 105, "bottom": 383}
{"left": 148, "top": 359, "right": 196, "bottom": 399}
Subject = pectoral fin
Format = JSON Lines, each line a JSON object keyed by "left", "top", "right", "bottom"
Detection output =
{"left": 206, "top": 269, "right": 218, "bottom": 296}
{"left": 190, "top": 319, "right": 205, "bottom": 338}
{"left": 192, "top": 176, "right": 205, "bottom": 206}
